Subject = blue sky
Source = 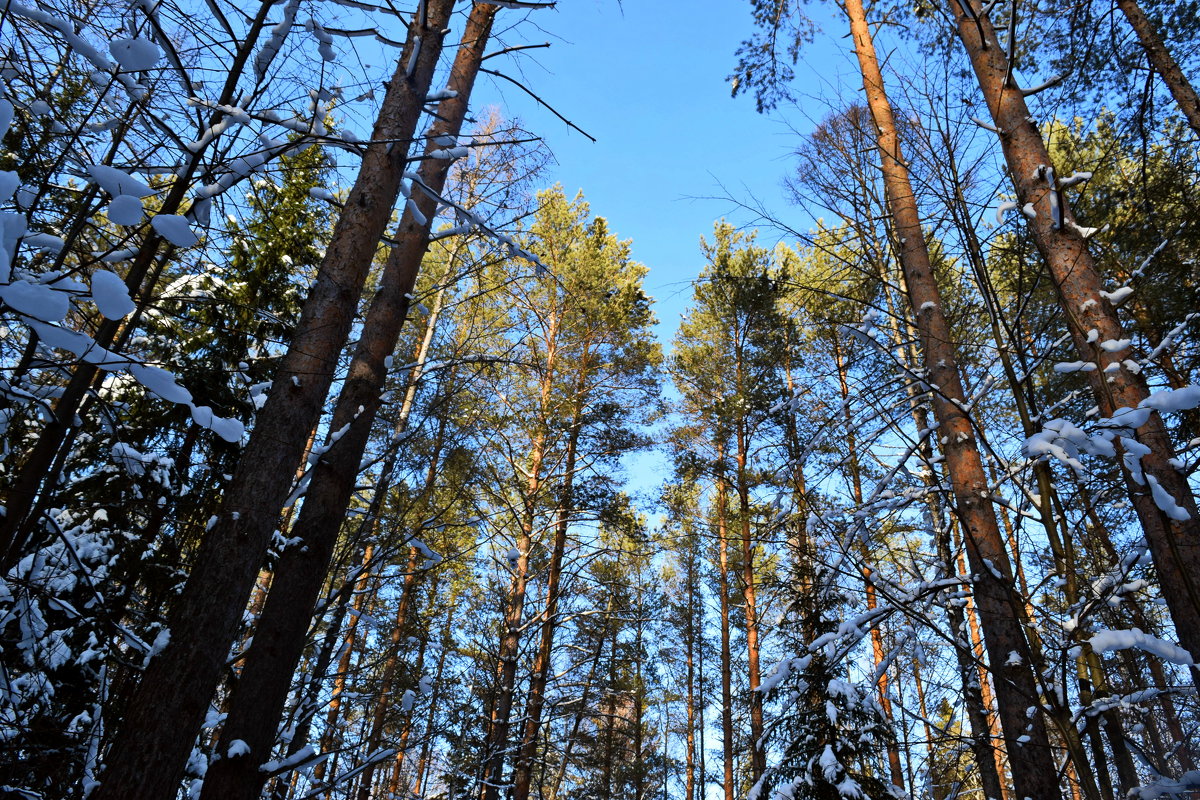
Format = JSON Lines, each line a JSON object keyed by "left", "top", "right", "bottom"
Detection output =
{"left": 471, "top": 0, "right": 848, "bottom": 345}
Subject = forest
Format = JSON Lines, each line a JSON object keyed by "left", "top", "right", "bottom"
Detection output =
{"left": 1, "top": 0, "right": 1199, "bottom": 799}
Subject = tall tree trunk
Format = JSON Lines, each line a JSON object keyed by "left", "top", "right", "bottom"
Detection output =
{"left": 265, "top": 548, "right": 374, "bottom": 800}
{"left": 734, "top": 419, "right": 767, "bottom": 782}
{"left": 314, "top": 547, "right": 377, "bottom": 787}
{"left": 91, "top": 6, "right": 457, "bottom": 797}
{"left": 547, "top": 591, "right": 616, "bottom": 800}
{"left": 875, "top": 260, "right": 1010, "bottom": 800}
{"left": 196, "top": 9, "right": 498, "bottom": 799}
{"left": 715, "top": 454, "right": 736, "bottom": 800}
{"left": 385, "top": 598, "right": 432, "bottom": 798}
{"left": 411, "top": 599, "right": 458, "bottom": 799}
{"left": 832, "top": 335, "right": 906, "bottom": 794}
{"left": 634, "top": 605, "right": 646, "bottom": 800}
{"left": 947, "top": 0, "right": 1200, "bottom": 663}
{"left": 841, "top": 0, "right": 1062, "bottom": 796}
{"left": 480, "top": 428, "right": 549, "bottom": 800}
{"left": 350, "top": 546, "right": 424, "bottom": 800}
{"left": 683, "top": 539, "right": 699, "bottom": 800}
{"left": 939, "top": 518, "right": 1012, "bottom": 800}
{"left": 948, "top": 147, "right": 1137, "bottom": 795}
{"left": 511, "top": 396, "right": 585, "bottom": 800}
{"left": 1114, "top": 0, "right": 1200, "bottom": 137}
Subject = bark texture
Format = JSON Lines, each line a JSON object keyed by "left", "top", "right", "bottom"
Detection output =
{"left": 946, "top": 0, "right": 1200, "bottom": 663}
{"left": 195, "top": 7, "right": 496, "bottom": 799}
{"left": 842, "top": 0, "right": 1063, "bottom": 796}
{"left": 1115, "top": 0, "right": 1200, "bottom": 137}
{"left": 91, "top": 5, "right": 457, "bottom": 798}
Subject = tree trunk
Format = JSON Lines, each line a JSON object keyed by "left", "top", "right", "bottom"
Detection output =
{"left": 715, "top": 455, "right": 736, "bottom": 800}
{"left": 91, "top": 6, "right": 456, "bottom": 798}
{"left": 410, "top": 598, "right": 458, "bottom": 800}
{"left": 511, "top": 399, "right": 585, "bottom": 800}
{"left": 313, "top": 547, "right": 377, "bottom": 787}
{"left": 196, "top": 9, "right": 498, "bottom": 799}
{"left": 734, "top": 419, "right": 767, "bottom": 782}
{"left": 832, "top": 335, "right": 906, "bottom": 794}
{"left": 1115, "top": 0, "right": 1200, "bottom": 137}
{"left": 349, "top": 545, "right": 424, "bottom": 800}
{"left": 946, "top": 0, "right": 1200, "bottom": 663}
{"left": 547, "top": 591, "right": 616, "bottom": 800}
{"left": 480, "top": 428, "right": 548, "bottom": 800}
{"left": 683, "top": 540, "right": 698, "bottom": 800}
{"left": 841, "top": 0, "right": 1062, "bottom": 796}
{"left": 875, "top": 260, "right": 1010, "bottom": 800}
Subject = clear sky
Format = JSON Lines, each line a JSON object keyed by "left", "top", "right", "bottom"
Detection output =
{"left": 470, "top": 0, "right": 850, "bottom": 345}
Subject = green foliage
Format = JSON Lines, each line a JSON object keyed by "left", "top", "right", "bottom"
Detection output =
{"left": 761, "top": 556, "right": 904, "bottom": 800}
{"left": 729, "top": 0, "right": 817, "bottom": 113}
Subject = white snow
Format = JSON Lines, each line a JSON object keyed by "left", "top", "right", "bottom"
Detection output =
{"left": 1146, "top": 475, "right": 1190, "bottom": 521}
{"left": 260, "top": 745, "right": 318, "bottom": 774}
{"left": 1053, "top": 361, "right": 1096, "bottom": 373}
{"left": 109, "top": 37, "right": 162, "bottom": 71}
{"left": 23, "top": 232, "right": 66, "bottom": 252}
{"left": 89, "top": 270, "right": 136, "bottom": 319}
{"left": 151, "top": 214, "right": 200, "bottom": 247}
{"left": 818, "top": 745, "right": 840, "bottom": 781}
{"left": 189, "top": 404, "right": 245, "bottom": 444}
{"left": 1090, "top": 628, "right": 1193, "bottom": 665}
{"left": 1140, "top": 386, "right": 1200, "bottom": 414}
{"left": 0, "top": 99, "right": 13, "bottom": 138}
{"left": 0, "top": 171, "right": 17, "bottom": 203}
{"left": 0, "top": 279, "right": 69, "bottom": 321}
{"left": 1100, "top": 286, "right": 1134, "bottom": 305}
{"left": 131, "top": 363, "right": 193, "bottom": 404}
{"left": 106, "top": 195, "right": 144, "bottom": 226}
{"left": 86, "top": 164, "right": 154, "bottom": 198}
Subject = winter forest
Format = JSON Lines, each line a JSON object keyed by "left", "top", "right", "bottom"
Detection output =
{"left": 3, "top": 0, "right": 1200, "bottom": 797}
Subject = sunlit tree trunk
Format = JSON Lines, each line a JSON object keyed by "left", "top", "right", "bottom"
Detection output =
{"left": 946, "top": 0, "right": 1200, "bottom": 663}
{"left": 831, "top": 335, "right": 906, "bottom": 793}
{"left": 841, "top": 0, "right": 1062, "bottom": 796}
{"left": 733, "top": 416, "right": 767, "bottom": 781}
{"left": 351, "top": 546, "right": 424, "bottom": 800}
{"left": 512, "top": 388, "right": 585, "bottom": 800}
{"left": 480, "top": 428, "right": 548, "bottom": 800}
{"left": 874, "top": 254, "right": 1010, "bottom": 800}
{"left": 313, "top": 546, "right": 376, "bottom": 788}
{"left": 410, "top": 597, "right": 457, "bottom": 799}
{"left": 1114, "top": 0, "right": 1200, "bottom": 137}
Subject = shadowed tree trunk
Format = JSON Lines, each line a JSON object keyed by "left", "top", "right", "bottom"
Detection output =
{"left": 91, "top": 5, "right": 457, "bottom": 798}
{"left": 195, "top": 8, "right": 498, "bottom": 799}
